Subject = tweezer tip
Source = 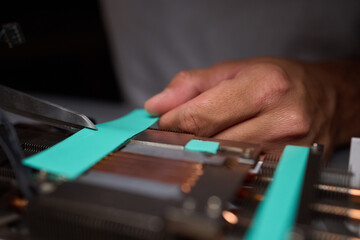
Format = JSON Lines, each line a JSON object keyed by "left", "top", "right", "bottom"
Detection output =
{"left": 85, "top": 121, "right": 98, "bottom": 131}
{"left": 89, "top": 125, "right": 98, "bottom": 131}
{"left": 79, "top": 114, "right": 98, "bottom": 130}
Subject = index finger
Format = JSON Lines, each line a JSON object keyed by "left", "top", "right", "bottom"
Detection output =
{"left": 144, "top": 60, "right": 247, "bottom": 116}
{"left": 158, "top": 77, "right": 260, "bottom": 136}
{"left": 158, "top": 62, "right": 292, "bottom": 137}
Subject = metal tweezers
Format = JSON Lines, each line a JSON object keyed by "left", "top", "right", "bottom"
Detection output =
{"left": 0, "top": 84, "right": 97, "bottom": 131}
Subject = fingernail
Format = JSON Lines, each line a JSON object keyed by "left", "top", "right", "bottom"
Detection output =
{"left": 144, "top": 106, "right": 159, "bottom": 117}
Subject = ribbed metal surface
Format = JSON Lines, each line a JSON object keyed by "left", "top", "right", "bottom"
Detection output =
{"left": 92, "top": 151, "right": 203, "bottom": 186}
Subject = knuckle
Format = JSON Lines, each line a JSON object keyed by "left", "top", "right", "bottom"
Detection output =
{"left": 173, "top": 70, "right": 193, "bottom": 84}
{"left": 178, "top": 107, "right": 204, "bottom": 135}
{"left": 171, "top": 70, "right": 198, "bottom": 90}
{"left": 174, "top": 70, "right": 190, "bottom": 80}
{"left": 249, "top": 63, "right": 291, "bottom": 106}
{"left": 281, "top": 110, "right": 311, "bottom": 138}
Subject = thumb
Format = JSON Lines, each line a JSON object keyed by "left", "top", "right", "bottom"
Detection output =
{"left": 144, "top": 60, "right": 246, "bottom": 116}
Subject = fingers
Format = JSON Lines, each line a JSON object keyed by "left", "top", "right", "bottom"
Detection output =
{"left": 144, "top": 60, "right": 246, "bottom": 116}
{"left": 213, "top": 108, "right": 312, "bottom": 153}
{"left": 158, "top": 62, "right": 293, "bottom": 137}
{"left": 213, "top": 108, "right": 311, "bottom": 142}
{"left": 144, "top": 57, "right": 333, "bottom": 157}
{"left": 156, "top": 77, "right": 258, "bottom": 137}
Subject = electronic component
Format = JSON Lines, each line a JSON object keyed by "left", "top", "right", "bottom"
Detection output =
{"left": 0, "top": 104, "right": 360, "bottom": 239}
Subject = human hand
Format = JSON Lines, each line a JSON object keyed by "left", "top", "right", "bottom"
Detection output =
{"left": 145, "top": 57, "right": 339, "bottom": 158}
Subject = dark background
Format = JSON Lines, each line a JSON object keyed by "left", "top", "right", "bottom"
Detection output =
{"left": 0, "top": 1, "right": 121, "bottom": 101}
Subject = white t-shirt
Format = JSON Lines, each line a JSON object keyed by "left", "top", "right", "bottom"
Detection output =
{"left": 101, "top": 0, "right": 360, "bottom": 107}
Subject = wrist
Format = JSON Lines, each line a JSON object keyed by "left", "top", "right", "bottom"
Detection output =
{"left": 314, "top": 60, "right": 360, "bottom": 147}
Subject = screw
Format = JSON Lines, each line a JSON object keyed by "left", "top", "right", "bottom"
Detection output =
{"left": 183, "top": 197, "right": 196, "bottom": 211}
{"left": 206, "top": 196, "right": 222, "bottom": 218}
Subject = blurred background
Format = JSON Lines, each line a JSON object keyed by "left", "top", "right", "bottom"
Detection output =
{"left": 0, "top": 1, "right": 120, "bottom": 102}
{"left": 0, "top": 1, "right": 132, "bottom": 123}
{"left": 0, "top": 1, "right": 354, "bottom": 167}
